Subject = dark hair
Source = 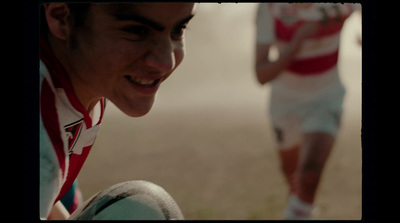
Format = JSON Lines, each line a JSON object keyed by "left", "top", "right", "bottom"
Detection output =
{"left": 40, "top": 3, "right": 91, "bottom": 39}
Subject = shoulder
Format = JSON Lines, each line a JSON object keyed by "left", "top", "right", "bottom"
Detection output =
{"left": 40, "top": 114, "right": 65, "bottom": 219}
{"left": 255, "top": 3, "right": 276, "bottom": 45}
{"left": 256, "top": 3, "right": 272, "bottom": 22}
{"left": 40, "top": 60, "right": 51, "bottom": 86}
{"left": 40, "top": 59, "right": 69, "bottom": 197}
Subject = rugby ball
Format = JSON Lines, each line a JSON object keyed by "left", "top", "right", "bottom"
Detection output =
{"left": 69, "top": 180, "right": 184, "bottom": 220}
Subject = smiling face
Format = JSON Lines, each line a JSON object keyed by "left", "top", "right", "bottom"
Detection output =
{"left": 47, "top": 3, "right": 195, "bottom": 117}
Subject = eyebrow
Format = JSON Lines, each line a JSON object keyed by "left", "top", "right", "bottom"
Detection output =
{"left": 113, "top": 12, "right": 195, "bottom": 32}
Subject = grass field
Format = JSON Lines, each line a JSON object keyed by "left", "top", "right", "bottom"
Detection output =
{"left": 78, "top": 3, "right": 362, "bottom": 220}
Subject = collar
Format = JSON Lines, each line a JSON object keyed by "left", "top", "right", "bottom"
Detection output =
{"left": 40, "top": 37, "right": 104, "bottom": 127}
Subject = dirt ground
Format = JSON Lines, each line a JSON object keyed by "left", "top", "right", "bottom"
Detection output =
{"left": 77, "top": 3, "right": 362, "bottom": 220}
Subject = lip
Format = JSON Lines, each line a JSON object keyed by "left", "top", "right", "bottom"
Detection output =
{"left": 124, "top": 75, "right": 163, "bottom": 95}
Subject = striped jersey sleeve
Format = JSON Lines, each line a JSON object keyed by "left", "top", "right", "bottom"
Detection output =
{"left": 39, "top": 37, "right": 105, "bottom": 219}
{"left": 39, "top": 61, "right": 67, "bottom": 219}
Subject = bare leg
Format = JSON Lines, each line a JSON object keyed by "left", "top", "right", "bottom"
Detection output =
{"left": 296, "top": 132, "right": 335, "bottom": 204}
{"left": 278, "top": 145, "right": 300, "bottom": 195}
{"left": 282, "top": 132, "right": 335, "bottom": 219}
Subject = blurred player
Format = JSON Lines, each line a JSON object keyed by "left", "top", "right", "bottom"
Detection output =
{"left": 255, "top": 3, "right": 360, "bottom": 220}
{"left": 40, "top": 3, "right": 195, "bottom": 219}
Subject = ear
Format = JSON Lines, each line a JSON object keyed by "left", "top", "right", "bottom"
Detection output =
{"left": 43, "top": 3, "right": 71, "bottom": 40}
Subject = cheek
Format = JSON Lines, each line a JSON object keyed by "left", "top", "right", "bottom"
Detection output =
{"left": 163, "top": 45, "right": 185, "bottom": 80}
{"left": 175, "top": 39, "right": 186, "bottom": 65}
{"left": 175, "top": 47, "right": 185, "bottom": 67}
{"left": 92, "top": 42, "right": 145, "bottom": 82}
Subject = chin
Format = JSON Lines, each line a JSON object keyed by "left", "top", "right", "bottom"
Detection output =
{"left": 110, "top": 97, "right": 155, "bottom": 117}
{"left": 123, "top": 102, "right": 154, "bottom": 117}
{"left": 123, "top": 107, "right": 152, "bottom": 117}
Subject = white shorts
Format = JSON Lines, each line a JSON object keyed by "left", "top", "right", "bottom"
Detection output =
{"left": 269, "top": 82, "right": 345, "bottom": 149}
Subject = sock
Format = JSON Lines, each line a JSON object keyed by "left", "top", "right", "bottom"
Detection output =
{"left": 283, "top": 194, "right": 314, "bottom": 220}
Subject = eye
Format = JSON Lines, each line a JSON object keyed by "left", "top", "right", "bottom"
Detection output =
{"left": 121, "top": 25, "right": 149, "bottom": 38}
{"left": 171, "top": 24, "right": 187, "bottom": 40}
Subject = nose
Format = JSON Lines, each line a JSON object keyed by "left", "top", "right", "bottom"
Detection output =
{"left": 144, "top": 38, "right": 176, "bottom": 74}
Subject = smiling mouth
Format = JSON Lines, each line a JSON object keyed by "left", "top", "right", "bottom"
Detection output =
{"left": 124, "top": 75, "right": 161, "bottom": 87}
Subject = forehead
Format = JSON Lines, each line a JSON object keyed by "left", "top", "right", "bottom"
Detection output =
{"left": 96, "top": 3, "right": 195, "bottom": 24}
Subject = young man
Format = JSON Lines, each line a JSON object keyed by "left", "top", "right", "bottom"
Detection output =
{"left": 40, "top": 3, "right": 195, "bottom": 219}
{"left": 255, "top": 3, "right": 360, "bottom": 220}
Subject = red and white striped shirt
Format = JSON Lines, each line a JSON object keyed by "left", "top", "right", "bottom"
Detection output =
{"left": 256, "top": 3, "right": 359, "bottom": 97}
{"left": 39, "top": 37, "right": 106, "bottom": 219}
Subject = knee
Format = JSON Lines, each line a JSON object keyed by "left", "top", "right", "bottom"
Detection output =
{"left": 299, "top": 161, "right": 324, "bottom": 174}
{"left": 297, "top": 161, "right": 325, "bottom": 187}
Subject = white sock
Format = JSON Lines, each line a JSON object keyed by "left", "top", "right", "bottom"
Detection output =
{"left": 283, "top": 194, "right": 314, "bottom": 220}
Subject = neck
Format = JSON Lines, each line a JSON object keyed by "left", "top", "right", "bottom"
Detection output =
{"left": 47, "top": 35, "right": 102, "bottom": 113}
{"left": 67, "top": 72, "right": 102, "bottom": 113}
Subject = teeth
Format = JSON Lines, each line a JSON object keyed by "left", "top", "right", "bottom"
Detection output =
{"left": 134, "top": 78, "right": 155, "bottom": 85}
{"left": 125, "top": 76, "right": 157, "bottom": 86}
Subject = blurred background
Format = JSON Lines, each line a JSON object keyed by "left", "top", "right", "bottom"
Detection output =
{"left": 78, "top": 3, "right": 362, "bottom": 220}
